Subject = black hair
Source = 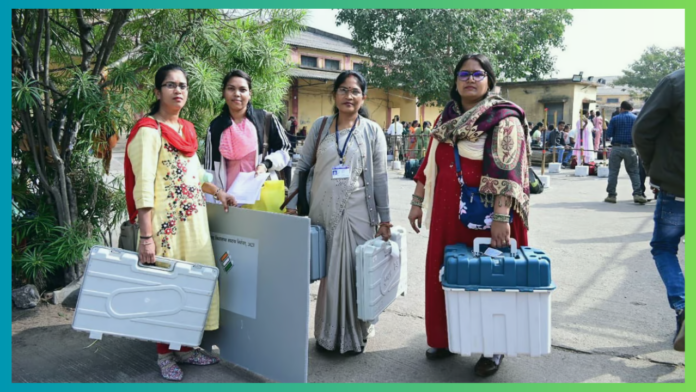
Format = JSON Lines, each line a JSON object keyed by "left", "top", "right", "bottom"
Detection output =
{"left": 412, "top": 120, "right": 419, "bottom": 126}
{"left": 149, "top": 64, "right": 188, "bottom": 116}
{"left": 220, "top": 69, "right": 253, "bottom": 115}
{"left": 596, "top": 111, "right": 601, "bottom": 116}
{"left": 558, "top": 121, "right": 566, "bottom": 126}
{"left": 424, "top": 121, "right": 432, "bottom": 128}
{"left": 449, "top": 54, "right": 497, "bottom": 112}
{"left": 532, "top": 122, "right": 543, "bottom": 132}
{"left": 548, "top": 124, "right": 555, "bottom": 131}
{"left": 393, "top": 115, "right": 400, "bottom": 123}
{"left": 332, "top": 70, "right": 369, "bottom": 118}
{"left": 621, "top": 101, "right": 633, "bottom": 111}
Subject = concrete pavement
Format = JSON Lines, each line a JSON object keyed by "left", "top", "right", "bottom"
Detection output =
{"left": 303, "top": 166, "right": 684, "bottom": 382}
{"left": 12, "top": 141, "right": 685, "bottom": 382}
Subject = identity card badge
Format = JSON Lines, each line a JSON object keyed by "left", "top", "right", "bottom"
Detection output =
{"left": 332, "top": 165, "right": 351, "bottom": 180}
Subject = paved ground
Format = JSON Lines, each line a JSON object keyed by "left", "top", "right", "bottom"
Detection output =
{"left": 12, "top": 140, "right": 685, "bottom": 382}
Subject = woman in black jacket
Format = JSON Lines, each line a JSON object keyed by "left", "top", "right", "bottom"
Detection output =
{"left": 204, "top": 70, "right": 291, "bottom": 200}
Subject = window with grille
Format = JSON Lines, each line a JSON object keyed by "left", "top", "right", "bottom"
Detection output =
{"left": 301, "top": 56, "right": 317, "bottom": 68}
{"left": 324, "top": 59, "right": 340, "bottom": 70}
{"left": 353, "top": 63, "right": 366, "bottom": 73}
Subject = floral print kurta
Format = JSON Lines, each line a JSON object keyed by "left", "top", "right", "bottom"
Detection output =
{"left": 127, "top": 125, "right": 219, "bottom": 330}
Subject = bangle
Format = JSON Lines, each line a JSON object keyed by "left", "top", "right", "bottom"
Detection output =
{"left": 411, "top": 200, "right": 423, "bottom": 208}
{"left": 412, "top": 194, "right": 424, "bottom": 202}
{"left": 491, "top": 213, "right": 510, "bottom": 223}
{"left": 213, "top": 188, "right": 222, "bottom": 200}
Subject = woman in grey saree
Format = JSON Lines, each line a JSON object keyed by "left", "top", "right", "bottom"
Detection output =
{"left": 287, "top": 71, "right": 391, "bottom": 354}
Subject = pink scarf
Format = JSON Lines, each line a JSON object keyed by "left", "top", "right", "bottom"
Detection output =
{"left": 219, "top": 118, "right": 257, "bottom": 161}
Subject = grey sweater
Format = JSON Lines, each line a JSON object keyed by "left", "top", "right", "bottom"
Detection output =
{"left": 287, "top": 115, "right": 391, "bottom": 225}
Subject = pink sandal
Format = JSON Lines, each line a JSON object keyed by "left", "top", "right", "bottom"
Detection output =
{"left": 157, "top": 354, "right": 184, "bottom": 381}
{"left": 175, "top": 348, "right": 219, "bottom": 366}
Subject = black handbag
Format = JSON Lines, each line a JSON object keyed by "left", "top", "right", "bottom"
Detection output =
{"left": 282, "top": 117, "right": 329, "bottom": 215}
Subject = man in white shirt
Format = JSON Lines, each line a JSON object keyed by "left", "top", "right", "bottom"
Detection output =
{"left": 386, "top": 115, "right": 404, "bottom": 161}
{"left": 568, "top": 127, "right": 577, "bottom": 142}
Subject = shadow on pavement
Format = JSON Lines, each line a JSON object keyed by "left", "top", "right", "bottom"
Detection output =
{"left": 12, "top": 325, "right": 266, "bottom": 383}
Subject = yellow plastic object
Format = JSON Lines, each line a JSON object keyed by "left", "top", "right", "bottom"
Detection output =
{"left": 242, "top": 179, "right": 286, "bottom": 214}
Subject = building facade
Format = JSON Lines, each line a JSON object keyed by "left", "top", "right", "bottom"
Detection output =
{"left": 595, "top": 76, "right": 644, "bottom": 115}
{"left": 497, "top": 79, "right": 600, "bottom": 128}
{"left": 284, "top": 27, "right": 442, "bottom": 131}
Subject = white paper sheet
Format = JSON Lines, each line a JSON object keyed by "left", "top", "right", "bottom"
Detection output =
{"left": 227, "top": 172, "right": 270, "bottom": 205}
{"left": 483, "top": 247, "right": 503, "bottom": 257}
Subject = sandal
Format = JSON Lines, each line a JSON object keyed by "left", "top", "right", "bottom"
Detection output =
{"left": 175, "top": 348, "right": 219, "bottom": 366}
{"left": 157, "top": 354, "right": 184, "bottom": 381}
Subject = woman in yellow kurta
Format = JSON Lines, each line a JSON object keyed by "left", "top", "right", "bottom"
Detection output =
{"left": 125, "top": 64, "right": 236, "bottom": 381}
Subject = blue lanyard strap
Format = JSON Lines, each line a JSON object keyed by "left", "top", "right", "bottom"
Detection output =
{"left": 453, "top": 143, "right": 466, "bottom": 187}
{"left": 335, "top": 116, "right": 359, "bottom": 165}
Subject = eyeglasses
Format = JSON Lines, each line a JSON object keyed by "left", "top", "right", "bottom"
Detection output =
{"left": 458, "top": 70, "right": 487, "bottom": 82}
{"left": 162, "top": 82, "right": 188, "bottom": 90}
{"left": 337, "top": 87, "right": 363, "bottom": 97}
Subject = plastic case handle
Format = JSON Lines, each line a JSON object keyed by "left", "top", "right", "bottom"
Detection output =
{"left": 377, "top": 239, "right": 400, "bottom": 259}
{"left": 473, "top": 237, "right": 518, "bottom": 257}
{"left": 137, "top": 257, "right": 178, "bottom": 272}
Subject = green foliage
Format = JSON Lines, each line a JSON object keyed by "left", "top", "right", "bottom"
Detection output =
{"left": 14, "top": 249, "right": 60, "bottom": 292}
{"left": 336, "top": 9, "right": 573, "bottom": 106}
{"left": 615, "top": 46, "right": 685, "bottom": 100}
{"left": 12, "top": 74, "right": 43, "bottom": 110}
{"left": 11, "top": 9, "right": 305, "bottom": 289}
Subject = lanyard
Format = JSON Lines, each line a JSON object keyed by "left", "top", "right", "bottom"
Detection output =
{"left": 335, "top": 116, "right": 359, "bottom": 165}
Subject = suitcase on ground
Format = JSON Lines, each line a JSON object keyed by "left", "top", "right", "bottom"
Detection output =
{"left": 356, "top": 226, "right": 407, "bottom": 322}
{"left": 442, "top": 238, "right": 555, "bottom": 357}
{"left": 72, "top": 246, "right": 219, "bottom": 350}
{"left": 310, "top": 225, "right": 326, "bottom": 283}
{"left": 588, "top": 161, "right": 598, "bottom": 176}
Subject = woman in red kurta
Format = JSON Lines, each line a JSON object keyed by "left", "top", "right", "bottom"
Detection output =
{"left": 409, "top": 54, "right": 530, "bottom": 378}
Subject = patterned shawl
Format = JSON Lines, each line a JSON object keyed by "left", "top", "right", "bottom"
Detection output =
{"left": 423, "top": 95, "right": 530, "bottom": 229}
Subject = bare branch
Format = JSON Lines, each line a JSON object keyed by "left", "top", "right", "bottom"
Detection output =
{"left": 126, "top": 9, "right": 158, "bottom": 24}
{"left": 49, "top": 15, "right": 94, "bottom": 50}
{"left": 93, "top": 9, "right": 133, "bottom": 76}
{"left": 74, "top": 9, "right": 96, "bottom": 72}
{"left": 105, "top": 44, "right": 142, "bottom": 70}
{"left": 12, "top": 10, "right": 36, "bottom": 79}
{"left": 49, "top": 65, "right": 81, "bottom": 73}
{"left": 32, "top": 95, "right": 72, "bottom": 226}
{"left": 43, "top": 10, "right": 51, "bottom": 124}
{"left": 31, "top": 10, "right": 45, "bottom": 78}
{"left": 20, "top": 109, "right": 65, "bottom": 224}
